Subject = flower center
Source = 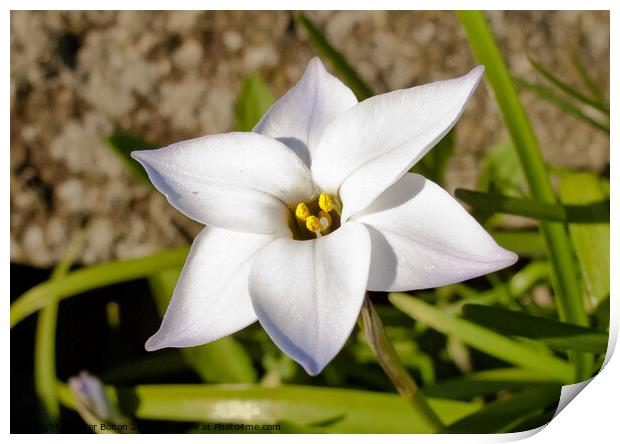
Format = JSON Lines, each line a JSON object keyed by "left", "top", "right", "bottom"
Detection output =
{"left": 289, "top": 193, "right": 341, "bottom": 240}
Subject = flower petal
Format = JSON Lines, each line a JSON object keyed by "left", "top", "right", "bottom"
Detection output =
{"left": 248, "top": 222, "right": 371, "bottom": 375}
{"left": 132, "top": 132, "right": 316, "bottom": 235}
{"left": 145, "top": 226, "right": 276, "bottom": 351}
{"left": 253, "top": 57, "right": 358, "bottom": 167}
{"left": 312, "top": 66, "right": 484, "bottom": 221}
{"left": 352, "top": 173, "right": 518, "bottom": 291}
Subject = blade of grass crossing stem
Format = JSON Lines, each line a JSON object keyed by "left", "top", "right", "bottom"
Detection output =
{"left": 34, "top": 230, "right": 87, "bottom": 424}
{"left": 389, "top": 293, "right": 574, "bottom": 383}
{"left": 11, "top": 247, "right": 189, "bottom": 328}
{"left": 295, "top": 13, "right": 374, "bottom": 101}
{"left": 514, "top": 77, "right": 610, "bottom": 134}
{"left": 527, "top": 57, "right": 609, "bottom": 114}
{"left": 559, "top": 173, "right": 610, "bottom": 310}
{"left": 457, "top": 11, "right": 591, "bottom": 381}
{"left": 456, "top": 188, "right": 609, "bottom": 223}
{"left": 462, "top": 304, "right": 608, "bottom": 354}
{"left": 56, "top": 382, "right": 481, "bottom": 433}
{"left": 148, "top": 268, "right": 257, "bottom": 383}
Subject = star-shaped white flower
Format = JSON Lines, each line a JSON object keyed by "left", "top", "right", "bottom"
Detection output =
{"left": 132, "top": 58, "right": 517, "bottom": 375}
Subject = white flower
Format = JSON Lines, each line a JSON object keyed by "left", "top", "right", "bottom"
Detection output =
{"left": 132, "top": 58, "right": 517, "bottom": 375}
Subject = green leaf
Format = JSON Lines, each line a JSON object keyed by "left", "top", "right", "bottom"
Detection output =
{"left": 57, "top": 382, "right": 481, "bottom": 433}
{"left": 462, "top": 304, "right": 608, "bottom": 354}
{"left": 490, "top": 230, "right": 546, "bottom": 258}
{"left": 478, "top": 139, "right": 528, "bottom": 197}
{"left": 106, "top": 133, "right": 157, "bottom": 184}
{"left": 559, "top": 173, "right": 610, "bottom": 309}
{"left": 11, "top": 247, "right": 189, "bottom": 328}
{"left": 456, "top": 188, "right": 609, "bottom": 223}
{"left": 441, "top": 385, "right": 561, "bottom": 433}
{"left": 234, "top": 75, "right": 274, "bottom": 132}
{"left": 411, "top": 130, "right": 455, "bottom": 186}
{"left": 389, "top": 293, "right": 574, "bottom": 383}
{"left": 569, "top": 51, "right": 605, "bottom": 103}
{"left": 295, "top": 13, "right": 374, "bottom": 101}
{"left": 35, "top": 230, "right": 87, "bottom": 424}
{"left": 514, "top": 76, "right": 610, "bottom": 134}
{"left": 425, "top": 367, "right": 558, "bottom": 400}
{"left": 147, "top": 268, "right": 258, "bottom": 384}
{"left": 458, "top": 11, "right": 590, "bottom": 381}
{"left": 528, "top": 57, "right": 609, "bottom": 114}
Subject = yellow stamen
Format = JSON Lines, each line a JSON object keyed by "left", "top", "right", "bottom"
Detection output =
{"left": 295, "top": 202, "right": 310, "bottom": 221}
{"left": 318, "top": 193, "right": 334, "bottom": 212}
{"left": 305, "top": 215, "right": 322, "bottom": 233}
{"left": 318, "top": 210, "right": 332, "bottom": 231}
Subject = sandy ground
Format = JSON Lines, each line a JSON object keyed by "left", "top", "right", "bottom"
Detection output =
{"left": 10, "top": 11, "right": 609, "bottom": 267}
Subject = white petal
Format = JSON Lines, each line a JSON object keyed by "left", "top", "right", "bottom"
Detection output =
{"left": 253, "top": 57, "right": 358, "bottom": 167}
{"left": 132, "top": 132, "right": 316, "bottom": 235}
{"left": 352, "top": 173, "right": 518, "bottom": 291}
{"left": 312, "top": 66, "right": 484, "bottom": 221}
{"left": 248, "top": 222, "right": 371, "bottom": 375}
{"left": 145, "top": 226, "right": 276, "bottom": 351}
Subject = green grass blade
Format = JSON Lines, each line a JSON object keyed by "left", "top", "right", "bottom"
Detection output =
{"left": 389, "top": 293, "right": 574, "bottom": 383}
{"left": 234, "top": 75, "right": 274, "bottom": 131}
{"left": 457, "top": 11, "right": 591, "bottom": 381}
{"left": 34, "top": 231, "right": 87, "bottom": 424}
{"left": 570, "top": 51, "right": 605, "bottom": 102}
{"left": 462, "top": 304, "right": 608, "bottom": 353}
{"left": 106, "top": 133, "right": 157, "bottom": 184}
{"left": 559, "top": 173, "right": 610, "bottom": 309}
{"left": 441, "top": 385, "right": 561, "bottom": 433}
{"left": 148, "top": 268, "right": 257, "bottom": 383}
{"left": 490, "top": 230, "right": 546, "bottom": 258}
{"left": 57, "top": 382, "right": 480, "bottom": 433}
{"left": 425, "top": 367, "right": 557, "bottom": 400}
{"left": 295, "top": 13, "right": 374, "bottom": 101}
{"left": 514, "top": 76, "right": 610, "bottom": 134}
{"left": 456, "top": 188, "right": 609, "bottom": 223}
{"left": 528, "top": 57, "right": 609, "bottom": 114}
{"left": 11, "top": 247, "right": 189, "bottom": 328}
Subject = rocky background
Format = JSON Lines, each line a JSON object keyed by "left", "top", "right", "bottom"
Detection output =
{"left": 10, "top": 11, "right": 609, "bottom": 267}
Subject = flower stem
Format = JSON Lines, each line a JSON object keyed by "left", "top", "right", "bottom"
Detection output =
{"left": 360, "top": 296, "right": 444, "bottom": 432}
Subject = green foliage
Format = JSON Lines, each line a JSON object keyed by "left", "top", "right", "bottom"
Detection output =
{"left": 462, "top": 304, "right": 608, "bottom": 353}
{"left": 234, "top": 75, "right": 275, "bottom": 131}
{"left": 56, "top": 382, "right": 480, "bottom": 433}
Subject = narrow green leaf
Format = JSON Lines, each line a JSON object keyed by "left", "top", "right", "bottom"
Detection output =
{"left": 149, "top": 268, "right": 257, "bottom": 383}
{"left": 106, "top": 133, "right": 157, "bottom": 184}
{"left": 458, "top": 11, "right": 591, "bottom": 381}
{"left": 441, "top": 385, "right": 561, "bottom": 433}
{"left": 478, "top": 139, "right": 528, "bottom": 197}
{"left": 35, "top": 231, "right": 87, "bottom": 424}
{"left": 234, "top": 75, "right": 274, "bottom": 132}
{"left": 425, "top": 367, "right": 557, "bottom": 400}
{"left": 57, "top": 382, "right": 480, "bottom": 433}
{"left": 411, "top": 130, "right": 455, "bottom": 186}
{"left": 559, "top": 173, "right": 610, "bottom": 309}
{"left": 570, "top": 51, "right": 605, "bottom": 102}
{"left": 389, "top": 293, "right": 574, "bottom": 383}
{"left": 528, "top": 57, "right": 609, "bottom": 114}
{"left": 456, "top": 188, "right": 609, "bottom": 223}
{"left": 11, "top": 247, "right": 189, "bottom": 328}
{"left": 514, "top": 77, "right": 610, "bottom": 134}
{"left": 490, "top": 230, "right": 546, "bottom": 258}
{"left": 295, "top": 13, "right": 374, "bottom": 101}
{"left": 462, "top": 304, "right": 608, "bottom": 353}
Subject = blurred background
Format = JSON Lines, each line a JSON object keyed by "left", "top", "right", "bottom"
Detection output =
{"left": 11, "top": 10, "right": 609, "bottom": 267}
{"left": 10, "top": 10, "right": 610, "bottom": 433}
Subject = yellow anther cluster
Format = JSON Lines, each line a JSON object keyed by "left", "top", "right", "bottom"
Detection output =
{"left": 295, "top": 202, "right": 310, "bottom": 221}
{"left": 318, "top": 193, "right": 334, "bottom": 212}
{"left": 294, "top": 193, "right": 338, "bottom": 236}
